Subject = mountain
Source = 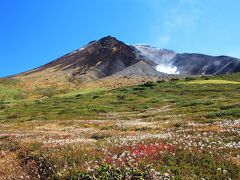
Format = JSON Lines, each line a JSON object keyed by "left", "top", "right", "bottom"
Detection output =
{"left": 6, "top": 36, "right": 240, "bottom": 91}
{"left": 132, "top": 44, "right": 240, "bottom": 75}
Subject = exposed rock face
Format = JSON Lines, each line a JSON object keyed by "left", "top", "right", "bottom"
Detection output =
{"left": 172, "top": 54, "right": 240, "bottom": 75}
{"left": 12, "top": 36, "right": 240, "bottom": 87}
{"left": 132, "top": 45, "right": 179, "bottom": 74}
{"left": 131, "top": 44, "right": 240, "bottom": 76}
{"left": 113, "top": 60, "right": 166, "bottom": 78}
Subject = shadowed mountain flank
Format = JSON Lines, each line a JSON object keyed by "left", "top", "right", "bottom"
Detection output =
{"left": 22, "top": 36, "right": 139, "bottom": 83}
{"left": 173, "top": 53, "right": 240, "bottom": 75}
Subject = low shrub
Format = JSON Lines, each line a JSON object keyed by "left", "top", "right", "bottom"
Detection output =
{"left": 37, "top": 87, "right": 56, "bottom": 98}
{"left": 133, "top": 87, "right": 145, "bottom": 90}
{"left": 184, "top": 77, "right": 196, "bottom": 81}
{"left": 201, "top": 76, "right": 210, "bottom": 80}
{"left": 157, "top": 80, "right": 165, "bottom": 83}
{"left": 141, "top": 81, "right": 156, "bottom": 87}
{"left": 170, "top": 78, "right": 179, "bottom": 81}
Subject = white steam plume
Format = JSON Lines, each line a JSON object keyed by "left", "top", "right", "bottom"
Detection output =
{"left": 155, "top": 64, "right": 179, "bottom": 74}
{"left": 134, "top": 45, "right": 179, "bottom": 74}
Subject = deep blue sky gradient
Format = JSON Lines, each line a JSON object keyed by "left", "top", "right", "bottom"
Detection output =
{"left": 1, "top": 0, "right": 240, "bottom": 77}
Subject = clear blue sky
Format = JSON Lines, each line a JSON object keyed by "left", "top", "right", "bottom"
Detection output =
{"left": 1, "top": 0, "right": 240, "bottom": 77}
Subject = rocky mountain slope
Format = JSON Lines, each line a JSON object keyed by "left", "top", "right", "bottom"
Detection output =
{"left": 6, "top": 36, "right": 240, "bottom": 91}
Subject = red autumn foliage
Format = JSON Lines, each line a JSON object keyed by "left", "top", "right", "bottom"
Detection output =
{"left": 105, "top": 142, "right": 173, "bottom": 165}
{"left": 129, "top": 143, "right": 173, "bottom": 158}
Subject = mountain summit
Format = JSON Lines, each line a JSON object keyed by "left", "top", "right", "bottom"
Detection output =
{"left": 8, "top": 36, "right": 240, "bottom": 90}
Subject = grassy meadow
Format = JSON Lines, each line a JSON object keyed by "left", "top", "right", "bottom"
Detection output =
{"left": 0, "top": 74, "right": 239, "bottom": 179}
